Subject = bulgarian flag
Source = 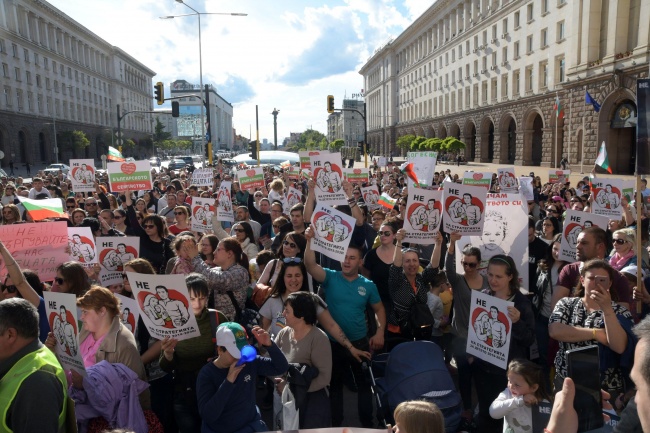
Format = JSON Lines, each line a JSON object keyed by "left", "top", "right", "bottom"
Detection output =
{"left": 588, "top": 173, "right": 596, "bottom": 189}
{"left": 107, "top": 146, "right": 125, "bottom": 162}
{"left": 18, "top": 197, "right": 67, "bottom": 220}
{"left": 595, "top": 141, "right": 612, "bottom": 173}
{"left": 554, "top": 95, "right": 564, "bottom": 119}
{"left": 400, "top": 162, "right": 420, "bottom": 186}
{"left": 377, "top": 193, "right": 397, "bottom": 210}
{"left": 280, "top": 160, "right": 291, "bottom": 170}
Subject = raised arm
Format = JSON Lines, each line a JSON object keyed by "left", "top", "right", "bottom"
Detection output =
{"left": 303, "top": 226, "right": 326, "bottom": 283}
{"left": 393, "top": 228, "right": 405, "bottom": 267}
{"left": 0, "top": 240, "right": 40, "bottom": 307}
{"left": 343, "top": 181, "right": 364, "bottom": 226}
{"left": 303, "top": 179, "right": 316, "bottom": 223}
{"left": 210, "top": 215, "right": 230, "bottom": 241}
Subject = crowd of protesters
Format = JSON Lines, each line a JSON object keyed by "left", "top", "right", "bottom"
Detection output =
{"left": 2, "top": 160, "right": 650, "bottom": 433}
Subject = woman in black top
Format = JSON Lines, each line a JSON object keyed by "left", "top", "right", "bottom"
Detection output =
{"left": 361, "top": 221, "right": 399, "bottom": 314}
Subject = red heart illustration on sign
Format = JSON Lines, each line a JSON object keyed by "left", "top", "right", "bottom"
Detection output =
{"left": 354, "top": 169, "right": 361, "bottom": 174}
{"left": 246, "top": 169, "right": 256, "bottom": 177}
{"left": 473, "top": 173, "right": 483, "bottom": 180}
{"left": 556, "top": 171, "right": 563, "bottom": 176}
{"left": 309, "top": 152, "right": 319, "bottom": 156}
{"left": 121, "top": 163, "right": 136, "bottom": 175}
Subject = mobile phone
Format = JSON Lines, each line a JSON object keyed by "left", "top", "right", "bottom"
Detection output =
{"left": 566, "top": 345, "right": 603, "bottom": 432}
{"left": 595, "top": 276, "right": 608, "bottom": 286}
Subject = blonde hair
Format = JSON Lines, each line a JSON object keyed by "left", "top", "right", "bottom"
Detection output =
{"left": 269, "top": 178, "right": 285, "bottom": 192}
{"left": 613, "top": 228, "right": 636, "bottom": 254}
{"left": 393, "top": 400, "right": 445, "bottom": 433}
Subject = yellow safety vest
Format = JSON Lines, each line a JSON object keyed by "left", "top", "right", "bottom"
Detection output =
{"left": 0, "top": 345, "right": 67, "bottom": 433}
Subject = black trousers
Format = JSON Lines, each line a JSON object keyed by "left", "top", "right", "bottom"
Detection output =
{"left": 329, "top": 338, "right": 373, "bottom": 427}
{"left": 474, "top": 364, "right": 507, "bottom": 433}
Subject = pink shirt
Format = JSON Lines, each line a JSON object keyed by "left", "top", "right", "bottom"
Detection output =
{"left": 80, "top": 333, "right": 107, "bottom": 367}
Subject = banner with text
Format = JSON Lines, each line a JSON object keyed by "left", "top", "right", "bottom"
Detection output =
{"left": 497, "top": 168, "right": 518, "bottom": 193}
{"left": 191, "top": 168, "right": 214, "bottom": 187}
{"left": 559, "top": 210, "right": 610, "bottom": 262}
{"left": 407, "top": 151, "right": 438, "bottom": 186}
{"left": 68, "top": 227, "right": 97, "bottom": 264}
{"left": 404, "top": 188, "right": 443, "bottom": 244}
{"left": 591, "top": 178, "right": 624, "bottom": 218}
{"left": 442, "top": 183, "right": 488, "bottom": 235}
{"left": 44, "top": 292, "right": 87, "bottom": 376}
{"left": 191, "top": 197, "right": 216, "bottom": 231}
{"left": 237, "top": 167, "right": 265, "bottom": 190}
{"left": 70, "top": 159, "right": 96, "bottom": 193}
{"left": 299, "top": 150, "right": 327, "bottom": 170}
{"left": 107, "top": 160, "right": 153, "bottom": 192}
{"left": 466, "top": 290, "right": 513, "bottom": 370}
{"left": 97, "top": 236, "right": 140, "bottom": 286}
{"left": 344, "top": 168, "right": 370, "bottom": 185}
{"left": 0, "top": 222, "right": 68, "bottom": 282}
{"left": 311, "top": 153, "right": 347, "bottom": 205}
{"left": 548, "top": 170, "right": 570, "bottom": 184}
{"left": 463, "top": 171, "right": 493, "bottom": 189}
{"left": 310, "top": 203, "right": 356, "bottom": 262}
{"left": 127, "top": 272, "right": 200, "bottom": 341}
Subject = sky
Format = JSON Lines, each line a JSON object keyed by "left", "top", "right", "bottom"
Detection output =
{"left": 47, "top": 0, "right": 433, "bottom": 145}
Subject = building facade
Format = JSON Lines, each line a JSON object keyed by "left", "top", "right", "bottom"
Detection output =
{"left": 170, "top": 80, "right": 234, "bottom": 151}
{"left": 326, "top": 99, "right": 366, "bottom": 147}
{"left": 360, "top": 0, "right": 649, "bottom": 174}
{"left": 0, "top": 0, "right": 156, "bottom": 168}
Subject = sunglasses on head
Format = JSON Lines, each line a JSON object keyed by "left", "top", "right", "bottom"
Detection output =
{"left": 461, "top": 261, "right": 478, "bottom": 268}
{"left": 378, "top": 230, "right": 393, "bottom": 237}
{"left": 613, "top": 239, "right": 629, "bottom": 245}
{"left": 283, "top": 240, "right": 297, "bottom": 248}
{"left": 1, "top": 284, "right": 17, "bottom": 293}
{"left": 54, "top": 277, "right": 65, "bottom": 285}
{"left": 283, "top": 257, "right": 302, "bottom": 264}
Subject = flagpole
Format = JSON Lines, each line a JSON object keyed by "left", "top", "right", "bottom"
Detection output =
{"left": 581, "top": 113, "right": 585, "bottom": 174}
{"left": 636, "top": 173, "right": 643, "bottom": 314}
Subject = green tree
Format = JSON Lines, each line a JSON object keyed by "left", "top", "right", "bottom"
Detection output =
{"left": 153, "top": 118, "right": 172, "bottom": 146}
{"left": 329, "top": 139, "right": 345, "bottom": 152}
{"left": 442, "top": 137, "right": 466, "bottom": 153}
{"left": 396, "top": 134, "right": 415, "bottom": 150}
{"left": 422, "top": 137, "right": 443, "bottom": 151}
{"left": 410, "top": 136, "right": 427, "bottom": 150}
{"left": 291, "top": 129, "right": 327, "bottom": 151}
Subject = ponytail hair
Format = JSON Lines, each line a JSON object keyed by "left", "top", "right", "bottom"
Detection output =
{"left": 220, "top": 237, "right": 250, "bottom": 281}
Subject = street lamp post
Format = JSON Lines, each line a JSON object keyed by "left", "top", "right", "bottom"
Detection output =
{"left": 162, "top": 4, "right": 246, "bottom": 166}
{"left": 271, "top": 108, "right": 279, "bottom": 150}
{"left": 47, "top": 87, "right": 59, "bottom": 164}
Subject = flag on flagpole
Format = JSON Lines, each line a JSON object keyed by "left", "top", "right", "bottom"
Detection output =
{"left": 595, "top": 141, "right": 612, "bottom": 174}
{"left": 588, "top": 173, "right": 596, "bottom": 190}
{"left": 554, "top": 95, "right": 564, "bottom": 119}
{"left": 17, "top": 197, "right": 67, "bottom": 220}
{"left": 399, "top": 162, "right": 420, "bottom": 186}
{"left": 107, "top": 146, "right": 125, "bottom": 162}
{"left": 377, "top": 193, "right": 397, "bottom": 210}
{"left": 585, "top": 91, "right": 601, "bottom": 112}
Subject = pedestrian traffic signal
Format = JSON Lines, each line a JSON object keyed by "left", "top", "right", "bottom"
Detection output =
{"left": 171, "top": 101, "right": 179, "bottom": 118}
{"left": 327, "top": 95, "right": 334, "bottom": 113}
{"left": 154, "top": 82, "right": 164, "bottom": 106}
{"left": 249, "top": 140, "right": 258, "bottom": 160}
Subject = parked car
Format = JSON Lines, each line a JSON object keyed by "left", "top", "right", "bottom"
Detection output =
{"left": 44, "top": 163, "right": 70, "bottom": 175}
{"left": 167, "top": 159, "right": 187, "bottom": 170}
{"left": 149, "top": 157, "right": 161, "bottom": 167}
{"left": 177, "top": 156, "right": 195, "bottom": 166}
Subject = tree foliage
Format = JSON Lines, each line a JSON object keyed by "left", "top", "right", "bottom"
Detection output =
{"left": 396, "top": 134, "right": 415, "bottom": 150}
{"left": 290, "top": 129, "right": 327, "bottom": 151}
{"left": 442, "top": 137, "right": 466, "bottom": 152}
{"left": 153, "top": 118, "right": 172, "bottom": 145}
{"left": 397, "top": 134, "right": 465, "bottom": 152}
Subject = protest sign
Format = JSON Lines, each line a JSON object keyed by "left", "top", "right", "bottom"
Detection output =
{"left": 442, "top": 183, "right": 487, "bottom": 235}
{"left": 215, "top": 181, "right": 234, "bottom": 222}
{"left": 497, "top": 168, "right": 518, "bottom": 193}
{"left": 127, "top": 272, "right": 201, "bottom": 341}
{"left": 67, "top": 227, "right": 97, "bottom": 264}
{"left": 377, "top": 156, "right": 387, "bottom": 167}
{"left": 548, "top": 169, "right": 570, "bottom": 184}
{"left": 0, "top": 222, "right": 68, "bottom": 282}
{"left": 403, "top": 188, "right": 443, "bottom": 244}
{"left": 237, "top": 167, "right": 265, "bottom": 190}
{"left": 97, "top": 237, "right": 140, "bottom": 286}
{"left": 311, "top": 153, "right": 347, "bottom": 205}
{"left": 344, "top": 168, "right": 369, "bottom": 185}
{"left": 466, "top": 290, "right": 513, "bottom": 369}
{"left": 559, "top": 210, "right": 610, "bottom": 262}
{"left": 463, "top": 171, "right": 493, "bottom": 189}
{"left": 191, "top": 168, "right": 214, "bottom": 187}
{"left": 519, "top": 177, "right": 534, "bottom": 201}
{"left": 621, "top": 180, "right": 635, "bottom": 203}
{"left": 456, "top": 193, "right": 530, "bottom": 292}
{"left": 299, "top": 150, "right": 326, "bottom": 170}
{"left": 591, "top": 178, "right": 624, "bottom": 218}
{"left": 107, "top": 160, "right": 152, "bottom": 192}
{"left": 361, "top": 186, "right": 380, "bottom": 211}
{"left": 284, "top": 187, "right": 303, "bottom": 214}
{"left": 287, "top": 166, "right": 301, "bottom": 180}
{"left": 191, "top": 197, "right": 216, "bottom": 231}
{"left": 116, "top": 294, "right": 140, "bottom": 334}
{"left": 43, "top": 292, "right": 86, "bottom": 376}
{"left": 310, "top": 203, "right": 356, "bottom": 262}
{"left": 70, "top": 159, "right": 96, "bottom": 192}
{"left": 407, "top": 151, "right": 437, "bottom": 186}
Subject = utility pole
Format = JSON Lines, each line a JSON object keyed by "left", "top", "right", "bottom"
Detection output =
{"left": 205, "top": 84, "right": 213, "bottom": 165}
{"left": 271, "top": 108, "right": 279, "bottom": 150}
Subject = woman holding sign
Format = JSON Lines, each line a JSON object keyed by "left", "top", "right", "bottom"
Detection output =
{"left": 473, "top": 255, "right": 535, "bottom": 433}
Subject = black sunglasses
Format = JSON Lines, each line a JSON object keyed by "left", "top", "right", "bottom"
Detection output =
{"left": 461, "top": 261, "right": 478, "bottom": 268}
{"left": 613, "top": 239, "right": 629, "bottom": 245}
{"left": 283, "top": 240, "right": 297, "bottom": 248}
{"left": 233, "top": 228, "right": 245, "bottom": 233}
{"left": 378, "top": 231, "right": 393, "bottom": 237}
{"left": 1, "top": 284, "right": 17, "bottom": 293}
{"left": 54, "top": 277, "right": 65, "bottom": 285}
{"left": 143, "top": 224, "right": 155, "bottom": 229}
{"left": 174, "top": 212, "right": 184, "bottom": 215}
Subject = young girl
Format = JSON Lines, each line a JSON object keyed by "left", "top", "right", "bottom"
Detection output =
{"left": 489, "top": 359, "right": 549, "bottom": 433}
{"left": 392, "top": 400, "right": 445, "bottom": 433}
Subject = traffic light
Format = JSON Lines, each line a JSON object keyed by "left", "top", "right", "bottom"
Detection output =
{"left": 154, "top": 82, "right": 164, "bottom": 105}
{"left": 327, "top": 95, "right": 334, "bottom": 113}
{"left": 249, "top": 140, "right": 258, "bottom": 160}
{"left": 171, "top": 101, "right": 179, "bottom": 117}
{"left": 358, "top": 141, "right": 366, "bottom": 156}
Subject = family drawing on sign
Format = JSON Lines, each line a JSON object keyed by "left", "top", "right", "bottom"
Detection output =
{"left": 566, "top": 221, "right": 593, "bottom": 249}
{"left": 69, "top": 234, "right": 95, "bottom": 263}
{"left": 474, "top": 306, "right": 508, "bottom": 348}
{"left": 409, "top": 199, "right": 440, "bottom": 232}
{"left": 102, "top": 244, "right": 135, "bottom": 271}
{"left": 315, "top": 162, "right": 342, "bottom": 193}
{"left": 142, "top": 285, "right": 190, "bottom": 328}
{"left": 195, "top": 203, "right": 215, "bottom": 225}
{"left": 120, "top": 308, "right": 135, "bottom": 333}
{"left": 73, "top": 164, "right": 94, "bottom": 184}
{"left": 217, "top": 188, "right": 232, "bottom": 212}
{"left": 315, "top": 213, "right": 350, "bottom": 243}
{"left": 595, "top": 185, "right": 621, "bottom": 209}
{"left": 363, "top": 190, "right": 379, "bottom": 206}
{"left": 52, "top": 305, "right": 78, "bottom": 357}
{"left": 448, "top": 194, "right": 482, "bottom": 226}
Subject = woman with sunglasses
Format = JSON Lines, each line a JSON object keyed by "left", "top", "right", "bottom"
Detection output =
{"left": 125, "top": 190, "right": 175, "bottom": 275}
{"left": 258, "top": 232, "right": 307, "bottom": 287}
{"left": 168, "top": 206, "right": 191, "bottom": 235}
{"left": 1, "top": 203, "right": 21, "bottom": 224}
{"left": 608, "top": 228, "right": 641, "bottom": 271}
{"left": 538, "top": 216, "right": 560, "bottom": 245}
{"left": 113, "top": 208, "right": 135, "bottom": 236}
{"left": 446, "top": 232, "right": 490, "bottom": 426}
{"left": 51, "top": 261, "right": 91, "bottom": 297}
{"left": 544, "top": 204, "right": 562, "bottom": 222}
{"left": 212, "top": 220, "right": 259, "bottom": 261}
{"left": 473, "top": 255, "right": 535, "bottom": 433}
{"left": 1, "top": 183, "right": 18, "bottom": 206}
{"left": 361, "top": 220, "right": 400, "bottom": 318}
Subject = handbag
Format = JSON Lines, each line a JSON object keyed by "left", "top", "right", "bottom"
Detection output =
{"left": 273, "top": 386, "right": 299, "bottom": 430}
{"left": 401, "top": 290, "right": 434, "bottom": 340}
{"left": 226, "top": 290, "right": 260, "bottom": 339}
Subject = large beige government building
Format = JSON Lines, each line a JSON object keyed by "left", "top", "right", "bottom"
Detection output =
{"left": 360, "top": 0, "right": 649, "bottom": 174}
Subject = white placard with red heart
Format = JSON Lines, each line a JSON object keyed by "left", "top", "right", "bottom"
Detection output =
{"left": 191, "top": 197, "right": 217, "bottom": 231}
{"left": 70, "top": 159, "right": 96, "bottom": 193}
{"left": 559, "top": 210, "right": 610, "bottom": 262}
{"left": 107, "top": 160, "right": 153, "bottom": 192}
{"left": 310, "top": 153, "right": 347, "bottom": 205}
{"left": 237, "top": 167, "right": 265, "bottom": 190}
{"left": 442, "top": 183, "right": 488, "bottom": 235}
{"left": 462, "top": 171, "right": 493, "bottom": 189}
{"left": 343, "top": 168, "right": 370, "bottom": 184}
{"left": 496, "top": 168, "right": 518, "bottom": 193}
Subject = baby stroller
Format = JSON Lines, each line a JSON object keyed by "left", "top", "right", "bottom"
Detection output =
{"left": 370, "top": 341, "right": 462, "bottom": 432}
